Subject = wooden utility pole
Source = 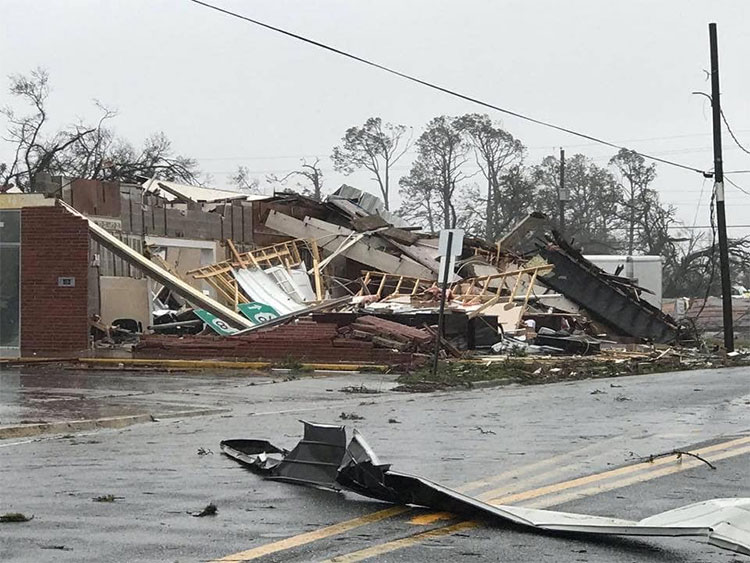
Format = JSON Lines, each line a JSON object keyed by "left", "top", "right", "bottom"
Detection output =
{"left": 709, "top": 22, "right": 734, "bottom": 351}
{"left": 559, "top": 148, "right": 567, "bottom": 235}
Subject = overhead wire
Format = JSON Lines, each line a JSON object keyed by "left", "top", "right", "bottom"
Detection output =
{"left": 188, "top": 0, "right": 707, "bottom": 176}
{"left": 725, "top": 176, "right": 750, "bottom": 196}
{"left": 721, "top": 108, "right": 750, "bottom": 156}
{"left": 692, "top": 177, "right": 708, "bottom": 228}
{"left": 694, "top": 189, "right": 718, "bottom": 322}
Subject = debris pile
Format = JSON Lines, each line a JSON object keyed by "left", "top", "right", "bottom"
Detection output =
{"left": 340, "top": 316, "right": 434, "bottom": 353}
{"left": 135, "top": 320, "right": 426, "bottom": 367}
{"left": 63, "top": 182, "right": 702, "bottom": 367}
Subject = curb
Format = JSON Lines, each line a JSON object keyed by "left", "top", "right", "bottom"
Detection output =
{"left": 77, "top": 358, "right": 389, "bottom": 372}
{"left": 0, "top": 407, "right": 229, "bottom": 440}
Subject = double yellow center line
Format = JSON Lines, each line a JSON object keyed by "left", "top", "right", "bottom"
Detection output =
{"left": 214, "top": 435, "right": 750, "bottom": 562}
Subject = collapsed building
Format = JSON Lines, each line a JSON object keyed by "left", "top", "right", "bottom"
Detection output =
{"left": 0, "top": 176, "right": 690, "bottom": 363}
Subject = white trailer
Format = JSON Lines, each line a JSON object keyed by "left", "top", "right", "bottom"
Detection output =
{"left": 584, "top": 255, "right": 663, "bottom": 309}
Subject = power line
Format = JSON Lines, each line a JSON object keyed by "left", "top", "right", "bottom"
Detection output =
{"left": 667, "top": 224, "right": 750, "bottom": 230}
{"left": 725, "top": 176, "right": 750, "bottom": 196}
{"left": 187, "top": 0, "right": 707, "bottom": 176}
{"left": 193, "top": 132, "right": 750, "bottom": 161}
{"left": 721, "top": 108, "right": 750, "bottom": 155}
{"left": 692, "top": 177, "right": 708, "bottom": 228}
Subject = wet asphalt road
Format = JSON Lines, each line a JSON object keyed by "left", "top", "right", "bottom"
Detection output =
{"left": 0, "top": 366, "right": 748, "bottom": 562}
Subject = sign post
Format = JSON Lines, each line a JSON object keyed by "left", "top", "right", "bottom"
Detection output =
{"left": 431, "top": 229, "right": 464, "bottom": 376}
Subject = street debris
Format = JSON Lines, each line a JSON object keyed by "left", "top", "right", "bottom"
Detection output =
{"left": 339, "top": 412, "right": 365, "bottom": 421}
{"left": 0, "top": 513, "right": 33, "bottom": 523}
{"left": 339, "top": 385, "right": 382, "bottom": 394}
{"left": 221, "top": 421, "right": 750, "bottom": 557}
{"left": 635, "top": 450, "right": 718, "bottom": 470}
{"left": 92, "top": 494, "right": 121, "bottom": 503}
{"left": 197, "top": 447, "right": 214, "bottom": 456}
{"left": 191, "top": 503, "right": 218, "bottom": 517}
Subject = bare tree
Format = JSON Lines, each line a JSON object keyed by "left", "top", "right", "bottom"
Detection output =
{"left": 268, "top": 157, "right": 323, "bottom": 201}
{"left": 332, "top": 117, "right": 411, "bottom": 210}
{"left": 1, "top": 68, "right": 111, "bottom": 190}
{"left": 455, "top": 114, "right": 525, "bottom": 242}
{"left": 1, "top": 68, "right": 200, "bottom": 190}
{"left": 230, "top": 166, "right": 261, "bottom": 194}
{"left": 663, "top": 233, "right": 750, "bottom": 297}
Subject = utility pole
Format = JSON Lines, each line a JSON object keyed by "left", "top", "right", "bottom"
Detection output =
{"left": 559, "top": 148, "right": 568, "bottom": 236}
{"left": 709, "top": 22, "right": 734, "bottom": 351}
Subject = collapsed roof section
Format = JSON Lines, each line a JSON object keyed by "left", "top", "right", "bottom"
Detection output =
{"left": 141, "top": 178, "right": 270, "bottom": 204}
{"left": 534, "top": 232, "right": 681, "bottom": 343}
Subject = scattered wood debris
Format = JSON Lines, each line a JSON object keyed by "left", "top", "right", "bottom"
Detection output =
{"left": 0, "top": 513, "right": 33, "bottom": 523}
{"left": 339, "top": 384, "right": 381, "bottom": 394}
{"left": 192, "top": 503, "right": 218, "bottom": 517}
{"left": 92, "top": 494, "right": 121, "bottom": 503}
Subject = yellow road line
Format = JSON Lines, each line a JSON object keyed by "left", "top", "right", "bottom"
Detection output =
{"left": 480, "top": 434, "right": 750, "bottom": 504}
{"left": 327, "top": 438, "right": 750, "bottom": 562}
{"left": 215, "top": 439, "right": 621, "bottom": 559}
{"left": 325, "top": 522, "right": 479, "bottom": 563}
{"left": 211, "top": 507, "right": 409, "bottom": 562}
{"left": 521, "top": 443, "right": 750, "bottom": 509}
{"left": 455, "top": 436, "right": 623, "bottom": 493}
{"left": 409, "top": 511, "right": 454, "bottom": 525}
{"left": 212, "top": 436, "right": 748, "bottom": 562}
{"left": 409, "top": 440, "right": 620, "bottom": 525}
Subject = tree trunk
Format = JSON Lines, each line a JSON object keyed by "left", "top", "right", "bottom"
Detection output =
{"left": 485, "top": 177, "right": 494, "bottom": 243}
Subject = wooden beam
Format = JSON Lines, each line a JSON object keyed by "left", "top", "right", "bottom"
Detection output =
{"left": 309, "top": 239, "right": 324, "bottom": 301}
{"left": 226, "top": 239, "right": 246, "bottom": 268}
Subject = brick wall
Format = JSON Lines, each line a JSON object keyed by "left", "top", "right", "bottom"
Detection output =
{"left": 21, "top": 206, "right": 90, "bottom": 356}
{"left": 134, "top": 322, "right": 426, "bottom": 368}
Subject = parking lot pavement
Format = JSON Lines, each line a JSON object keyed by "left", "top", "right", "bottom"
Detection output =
{"left": 0, "top": 365, "right": 748, "bottom": 562}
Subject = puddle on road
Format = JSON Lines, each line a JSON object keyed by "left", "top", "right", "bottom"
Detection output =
{"left": 0, "top": 368, "right": 233, "bottom": 425}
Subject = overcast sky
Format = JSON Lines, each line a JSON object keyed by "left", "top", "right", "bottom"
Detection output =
{"left": 3, "top": 0, "right": 749, "bottom": 236}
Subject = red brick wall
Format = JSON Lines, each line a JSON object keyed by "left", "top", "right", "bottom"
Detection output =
{"left": 21, "top": 206, "right": 90, "bottom": 356}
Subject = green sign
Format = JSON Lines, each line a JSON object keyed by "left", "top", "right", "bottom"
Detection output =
{"left": 194, "top": 309, "right": 241, "bottom": 336}
{"left": 238, "top": 302, "right": 280, "bottom": 325}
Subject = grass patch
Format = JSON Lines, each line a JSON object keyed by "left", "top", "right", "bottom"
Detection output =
{"left": 395, "top": 354, "right": 750, "bottom": 392}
